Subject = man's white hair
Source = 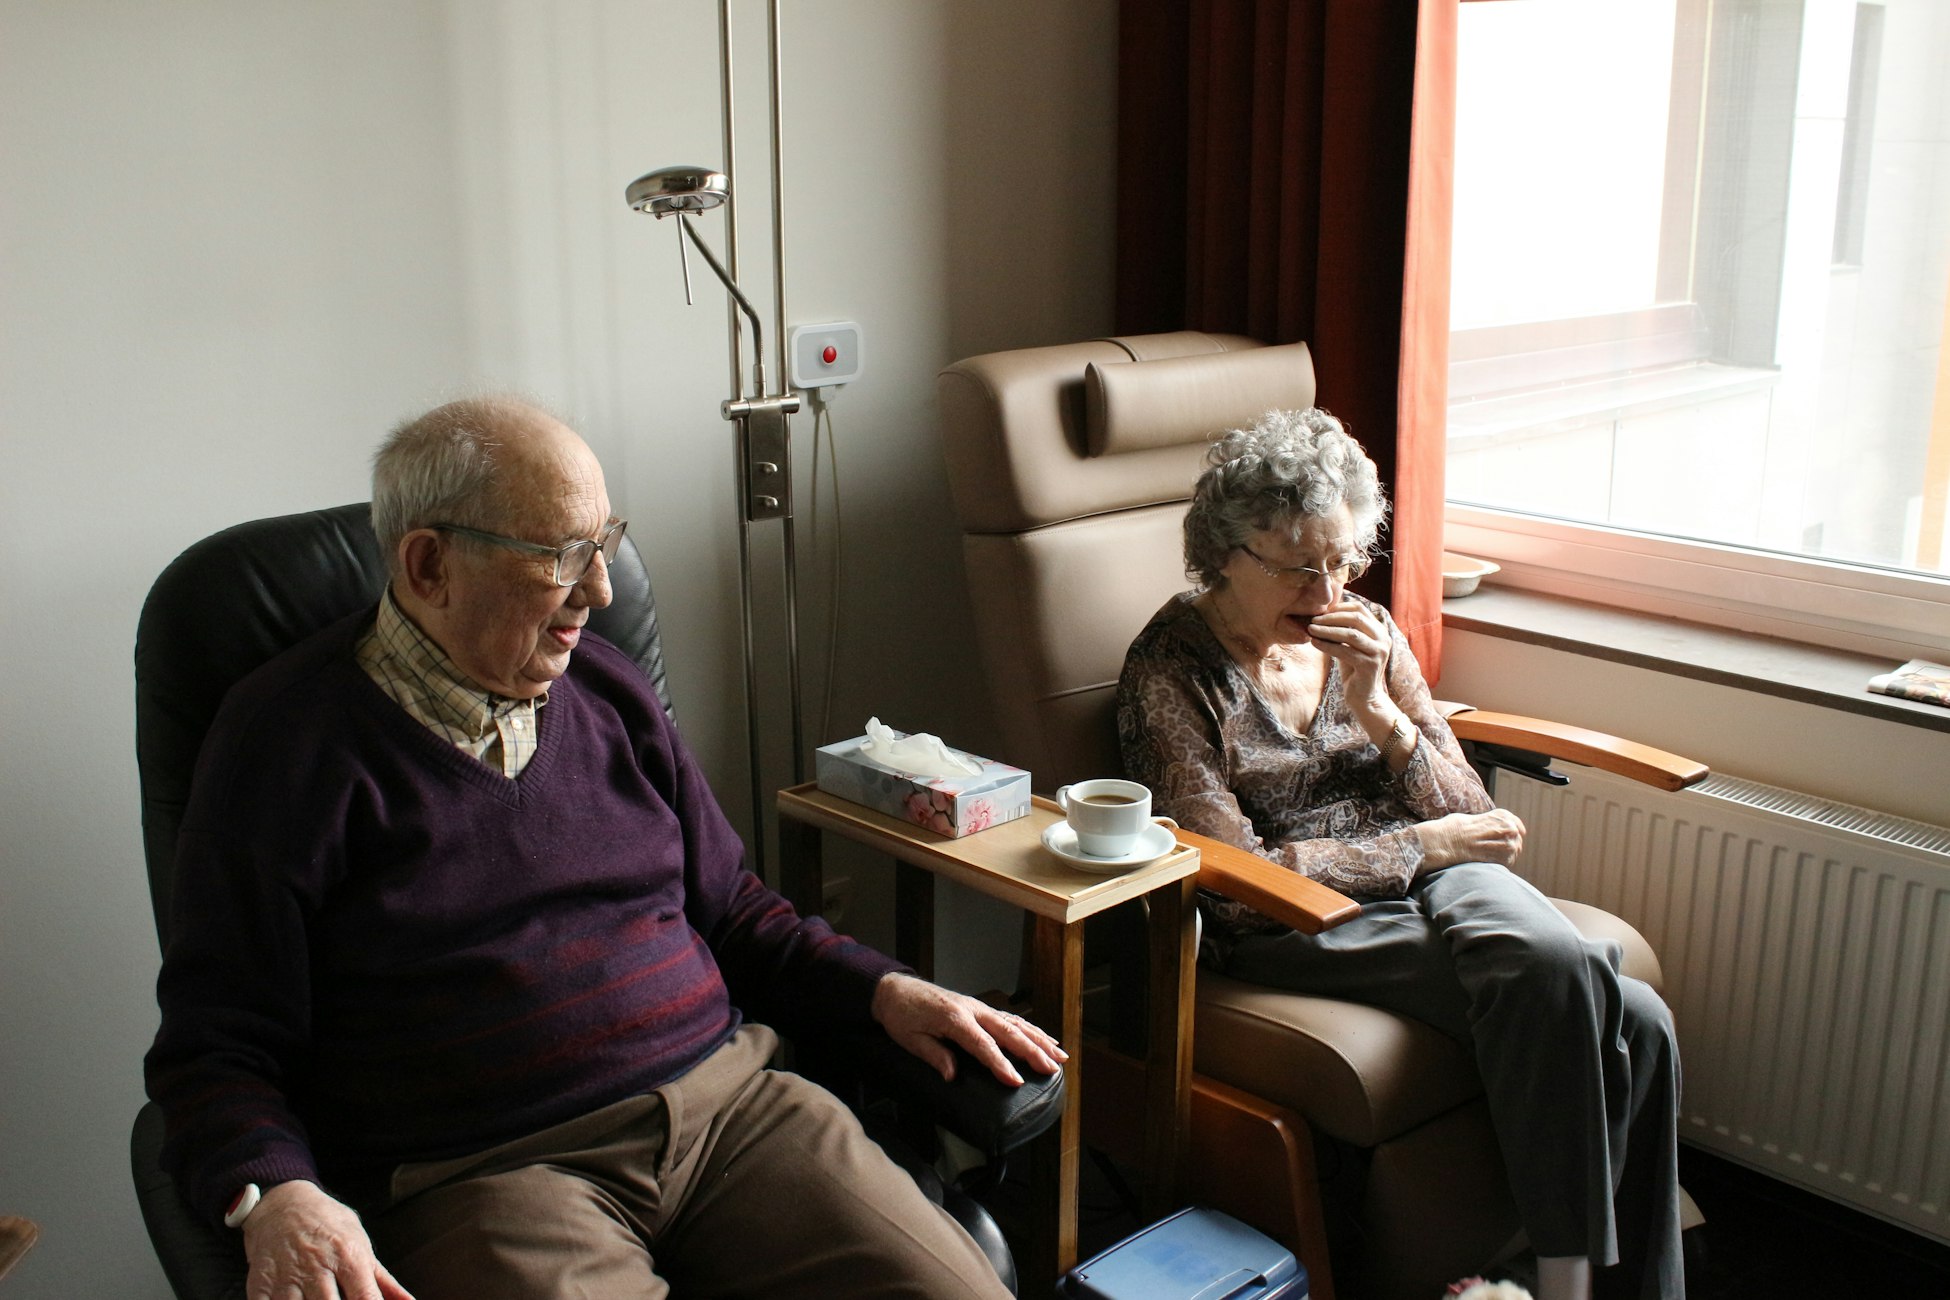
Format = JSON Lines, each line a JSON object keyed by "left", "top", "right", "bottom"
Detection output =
{"left": 369, "top": 396, "right": 553, "bottom": 576}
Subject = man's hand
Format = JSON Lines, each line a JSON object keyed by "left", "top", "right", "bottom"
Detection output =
{"left": 1413, "top": 809, "right": 1526, "bottom": 875}
{"left": 242, "top": 1180, "right": 414, "bottom": 1300}
{"left": 870, "top": 973, "right": 1068, "bottom": 1086}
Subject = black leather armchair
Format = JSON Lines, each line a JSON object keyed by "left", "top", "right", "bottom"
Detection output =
{"left": 131, "top": 503, "right": 1061, "bottom": 1298}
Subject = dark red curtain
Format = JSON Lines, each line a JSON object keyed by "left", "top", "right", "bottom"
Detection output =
{"left": 1116, "top": 0, "right": 1457, "bottom": 678}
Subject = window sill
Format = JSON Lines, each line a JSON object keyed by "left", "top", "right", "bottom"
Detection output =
{"left": 1442, "top": 586, "right": 1950, "bottom": 737}
{"left": 1447, "top": 360, "right": 1776, "bottom": 451}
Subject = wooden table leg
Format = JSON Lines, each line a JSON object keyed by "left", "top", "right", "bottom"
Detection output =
{"left": 1143, "top": 874, "right": 1197, "bottom": 1217}
{"left": 777, "top": 812, "right": 824, "bottom": 920}
{"left": 894, "top": 861, "right": 936, "bottom": 980}
{"left": 1026, "top": 915, "right": 1084, "bottom": 1288}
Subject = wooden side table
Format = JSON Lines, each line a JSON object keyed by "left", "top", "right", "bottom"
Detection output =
{"left": 776, "top": 783, "right": 1197, "bottom": 1288}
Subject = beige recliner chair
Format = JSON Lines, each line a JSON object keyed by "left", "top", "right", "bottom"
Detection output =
{"left": 937, "top": 332, "right": 1705, "bottom": 1300}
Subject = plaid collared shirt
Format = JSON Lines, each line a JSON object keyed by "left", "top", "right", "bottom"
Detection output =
{"left": 354, "top": 590, "right": 545, "bottom": 778}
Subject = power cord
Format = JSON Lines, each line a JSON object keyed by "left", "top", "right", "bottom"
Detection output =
{"left": 806, "top": 385, "right": 845, "bottom": 746}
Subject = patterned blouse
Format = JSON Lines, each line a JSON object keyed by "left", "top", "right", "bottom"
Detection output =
{"left": 1117, "top": 592, "right": 1494, "bottom": 943}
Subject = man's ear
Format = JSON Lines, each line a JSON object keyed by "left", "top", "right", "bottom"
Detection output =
{"left": 398, "top": 530, "right": 451, "bottom": 608}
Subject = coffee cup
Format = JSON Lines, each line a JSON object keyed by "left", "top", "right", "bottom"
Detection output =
{"left": 1053, "top": 778, "right": 1153, "bottom": 857}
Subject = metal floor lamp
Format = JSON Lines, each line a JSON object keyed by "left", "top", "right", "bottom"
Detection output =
{"left": 625, "top": 1, "right": 803, "bottom": 885}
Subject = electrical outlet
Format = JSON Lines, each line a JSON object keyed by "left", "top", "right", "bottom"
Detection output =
{"left": 821, "top": 874, "right": 856, "bottom": 930}
{"left": 788, "top": 320, "right": 863, "bottom": 391}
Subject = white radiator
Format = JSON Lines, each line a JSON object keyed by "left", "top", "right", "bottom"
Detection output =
{"left": 1500, "top": 766, "right": 1950, "bottom": 1245}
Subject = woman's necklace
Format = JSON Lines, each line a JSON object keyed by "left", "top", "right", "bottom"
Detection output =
{"left": 1205, "top": 593, "right": 1327, "bottom": 735}
{"left": 1206, "top": 593, "right": 1292, "bottom": 675}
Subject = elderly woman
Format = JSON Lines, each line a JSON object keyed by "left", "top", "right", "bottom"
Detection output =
{"left": 1117, "top": 409, "right": 1683, "bottom": 1300}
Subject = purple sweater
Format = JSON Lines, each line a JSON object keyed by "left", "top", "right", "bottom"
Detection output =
{"left": 145, "top": 612, "right": 900, "bottom": 1225}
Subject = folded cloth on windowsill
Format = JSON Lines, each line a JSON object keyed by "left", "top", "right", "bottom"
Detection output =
{"left": 1867, "top": 659, "right": 1950, "bottom": 708}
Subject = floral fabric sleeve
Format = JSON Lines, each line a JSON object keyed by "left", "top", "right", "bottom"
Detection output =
{"left": 1121, "top": 666, "right": 1422, "bottom": 909}
{"left": 1117, "top": 595, "right": 1499, "bottom": 935}
{"left": 1377, "top": 606, "right": 1497, "bottom": 821}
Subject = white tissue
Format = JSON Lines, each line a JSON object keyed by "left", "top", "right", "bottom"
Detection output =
{"left": 860, "top": 716, "right": 983, "bottom": 780}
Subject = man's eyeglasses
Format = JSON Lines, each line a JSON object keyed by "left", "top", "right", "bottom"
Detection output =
{"left": 1239, "top": 544, "right": 1370, "bottom": 588}
{"left": 434, "top": 519, "right": 628, "bottom": 587}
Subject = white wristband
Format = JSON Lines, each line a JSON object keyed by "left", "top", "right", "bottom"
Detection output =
{"left": 223, "top": 1182, "right": 262, "bottom": 1229}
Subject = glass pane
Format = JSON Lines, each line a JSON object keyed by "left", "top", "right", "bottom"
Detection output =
{"left": 1448, "top": 0, "right": 1950, "bottom": 580}
{"left": 1452, "top": 0, "right": 1678, "bottom": 327}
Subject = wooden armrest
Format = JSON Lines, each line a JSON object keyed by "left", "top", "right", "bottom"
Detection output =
{"left": 1172, "top": 827, "right": 1362, "bottom": 934}
{"left": 1446, "top": 709, "right": 1708, "bottom": 792}
{"left": 0, "top": 1216, "right": 41, "bottom": 1282}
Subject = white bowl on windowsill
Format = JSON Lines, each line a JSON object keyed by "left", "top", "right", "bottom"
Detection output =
{"left": 1441, "top": 552, "right": 1501, "bottom": 598}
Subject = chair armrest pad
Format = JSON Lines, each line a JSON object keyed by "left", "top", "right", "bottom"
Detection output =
{"left": 1174, "top": 828, "right": 1362, "bottom": 934}
{"left": 827, "top": 1029, "right": 1067, "bottom": 1158}
{"left": 131, "top": 1102, "right": 247, "bottom": 1300}
{"left": 1445, "top": 708, "right": 1708, "bottom": 791}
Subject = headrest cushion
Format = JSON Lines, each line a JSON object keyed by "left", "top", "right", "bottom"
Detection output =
{"left": 1083, "top": 340, "right": 1316, "bottom": 457}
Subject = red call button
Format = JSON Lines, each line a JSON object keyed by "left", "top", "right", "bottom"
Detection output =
{"left": 822, "top": 345, "right": 838, "bottom": 364}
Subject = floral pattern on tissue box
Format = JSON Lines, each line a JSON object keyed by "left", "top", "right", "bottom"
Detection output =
{"left": 814, "top": 731, "right": 1031, "bottom": 838}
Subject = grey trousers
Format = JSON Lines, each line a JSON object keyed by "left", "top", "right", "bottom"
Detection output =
{"left": 1225, "top": 863, "right": 1684, "bottom": 1300}
{"left": 361, "top": 1023, "right": 1010, "bottom": 1300}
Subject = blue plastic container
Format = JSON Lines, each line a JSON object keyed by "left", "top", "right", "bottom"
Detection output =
{"left": 1056, "top": 1206, "right": 1308, "bottom": 1300}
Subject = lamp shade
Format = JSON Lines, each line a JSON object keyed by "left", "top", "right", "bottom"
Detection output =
{"left": 625, "top": 165, "right": 730, "bottom": 217}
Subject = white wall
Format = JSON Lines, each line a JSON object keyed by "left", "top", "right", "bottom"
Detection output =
{"left": 0, "top": 2, "right": 1116, "bottom": 1294}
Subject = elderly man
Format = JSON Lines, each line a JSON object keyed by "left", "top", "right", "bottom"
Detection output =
{"left": 146, "top": 396, "right": 1062, "bottom": 1300}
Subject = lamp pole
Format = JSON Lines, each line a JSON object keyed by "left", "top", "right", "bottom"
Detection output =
{"left": 624, "top": 0, "right": 806, "bottom": 888}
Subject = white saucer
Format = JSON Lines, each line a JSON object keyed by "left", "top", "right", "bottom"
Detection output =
{"left": 1040, "top": 819, "right": 1178, "bottom": 874}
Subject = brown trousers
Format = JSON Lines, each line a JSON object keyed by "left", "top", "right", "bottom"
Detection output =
{"left": 362, "top": 1024, "right": 1010, "bottom": 1299}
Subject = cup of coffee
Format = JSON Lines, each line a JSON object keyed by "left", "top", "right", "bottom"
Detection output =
{"left": 1053, "top": 778, "right": 1152, "bottom": 857}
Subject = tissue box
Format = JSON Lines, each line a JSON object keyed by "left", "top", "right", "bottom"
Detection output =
{"left": 814, "top": 730, "right": 1031, "bottom": 838}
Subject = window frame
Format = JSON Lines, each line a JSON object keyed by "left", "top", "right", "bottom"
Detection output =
{"left": 1445, "top": 0, "right": 1948, "bottom": 662}
{"left": 1445, "top": 505, "right": 1950, "bottom": 662}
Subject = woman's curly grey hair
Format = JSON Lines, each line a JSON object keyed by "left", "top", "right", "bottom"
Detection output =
{"left": 370, "top": 396, "right": 543, "bottom": 576}
{"left": 1183, "top": 407, "right": 1389, "bottom": 587}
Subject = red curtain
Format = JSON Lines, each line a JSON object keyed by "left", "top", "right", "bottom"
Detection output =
{"left": 1116, "top": 0, "right": 1457, "bottom": 679}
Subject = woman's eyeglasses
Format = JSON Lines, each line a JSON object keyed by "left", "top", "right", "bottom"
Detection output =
{"left": 1239, "top": 544, "right": 1370, "bottom": 588}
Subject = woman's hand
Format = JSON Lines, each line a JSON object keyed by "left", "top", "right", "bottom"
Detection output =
{"left": 1413, "top": 809, "right": 1526, "bottom": 874}
{"left": 1305, "top": 597, "right": 1393, "bottom": 717}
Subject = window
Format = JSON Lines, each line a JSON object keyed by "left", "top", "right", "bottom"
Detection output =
{"left": 1446, "top": 0, "right": 1950, "bottom": 659}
